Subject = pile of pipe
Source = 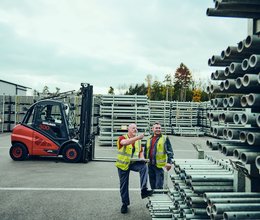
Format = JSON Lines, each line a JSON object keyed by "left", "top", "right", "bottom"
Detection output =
{"left": 206, "top": 0, "right": 260, "bottom": 174}
{"left": 148, "top": 157, "right": 235, "bottom": 220}
{"left": 204, "top": 192, "right": 260, "bottom": 219}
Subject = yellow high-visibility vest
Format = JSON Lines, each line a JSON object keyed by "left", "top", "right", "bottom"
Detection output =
{"left": 115, "top": 134, "right": 141, "bottom": 171}
{"left": 146, "top": 135, "right": 167, "bottom": 168}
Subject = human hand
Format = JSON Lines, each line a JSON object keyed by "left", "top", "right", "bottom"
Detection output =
{"left": 164, "top": 163, "right": 172, "bottom": 171}
{"left": 138, "top": 133, "right": 144, "bottom": 140}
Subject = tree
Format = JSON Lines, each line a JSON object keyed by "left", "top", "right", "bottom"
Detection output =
{"left": 108, "top": 86, "right": 115, "bottom": 95}
{"left": 150, "top": 81, "right": 164, "bottom": 100}
{"left": 125, "top": 83, "right": 147, "bottom": 95}
{"left": 145, "top": 74, "right": 152, "bottom": 99}
{"left": 42, "top": 86, "right": 50, "bottom": 95}
{"left": 192, "top": 88, "right": 202, "bottom": 102}
{"left": 163, "top": 74, "right": 174, "bottom": 101}
{"left": 174, "top": 63, "right": 192, "bottom": 101}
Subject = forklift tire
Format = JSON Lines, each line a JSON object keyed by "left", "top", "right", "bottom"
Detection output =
{"left": 9, "top": 143, "right": 29, "bottom": 161}
{"left": 62, "top": 144, "right": 82, "bottom": 163}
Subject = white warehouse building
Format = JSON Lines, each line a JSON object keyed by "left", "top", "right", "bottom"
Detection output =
{"left": 0, "top": 79, "right": 31, "bottom": 96}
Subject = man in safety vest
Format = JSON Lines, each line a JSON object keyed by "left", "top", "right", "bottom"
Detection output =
{"left": 116, "top": 123, "right": 153, "bottom": 214}
{"left": 145, "top": 121, "right": 173, "bottom": 189}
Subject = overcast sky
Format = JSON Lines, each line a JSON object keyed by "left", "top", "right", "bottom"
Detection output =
{"left": 0, "top": 0, "right": 248, "bottom": 95}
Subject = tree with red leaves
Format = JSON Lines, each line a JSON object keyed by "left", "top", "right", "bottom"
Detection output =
{"left": 174, "top": 63, "right": 192, "bottom": 101}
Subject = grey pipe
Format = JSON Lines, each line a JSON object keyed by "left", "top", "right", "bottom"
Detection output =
{"left": 212, "top": 203, "right": 260, "bottom": 215}
{"left": 214, "top": 98, "right": 224, "bottom": 108}
{"left": 186, "top": 175, "right": 234, "bottom": 183}
{"left": 229, "top": 95, "right": 242, "bottom": 107}
{"left": 224, "top": 66, "right": 230, "bottom": 77}
{"left": 258, "top": 72, "right": 260, "bottom": 84}
{"left": 204, "top": 192, "right": 260, "bottom": 201}
{"left": 207, "top": 8, "right": 260, "bottom": 19}
{"left": 187, "top": 181, "right": 233, "bottom": 187}
{"left": 223, "top": 97, "right": 229, "bottom": 108}
{"left": 219, "top": 81, "right": 225, "bottom": 92}
{"left": 241, "top": 58, "right": 249, "bottom": 71}
{"left": 227, "top": 129, "right": 241, "bottom": 140}
{"left": 234, "top": 148, "right": 260, "bottom": 160}
{"left": 210, "top": 55, "right": 231, "bottom": 66}
{"left": 256, "top": 155, "right": 260, "bottom": 170}
{"left": 229, "top": 62, "right": 243, "bottom": 74}
{"left": 225, "top": 45, "right": 249, "bottom": 60}
{"left": 214, "top": 70, "right": 226, "bottom": 80}
{"left": 241, "top": 112, "right": 259, "bottom": 126}
{"left": 225, "top": 46, "right": 237, "bottom": 57}
{"left": 224, "top": 79, "right": 236, "bottom": 90}
{"left": 215, "top": 2, "right": 260, "bottom": 11}
{"left": 222, "top": 112, "right": 240, "bottom": 123}
{"left": 208, "top": 197, "right": 260, "bottom": 206}
{"left": 224, "top": 211, "right": 260, "bottom": 220}
{"left": 247, "top": 132, "right": 260, "bottom": 145}
{"left": 241, "top": 151, "right": 260, "bottom": 164}
{"left": 210, "top": 84, "right": 222, "bottom": 93}
{"left": 233, "top": 113, "right": 242, "bottom": 124}
{"left": 242, "top": 74, "right": 259, "bottom": 88}
{"left": 213, "top": 126, "right": 224, "bottom": 136}
{"left": 240, "top": 94, "right": 248, "bottom": 107}
{"left": 235, "top": 77, "right": 243, "bottom": 89}
{"left": 192, "top": 185, "right": 233, "bottom": 194}
{"left": 237, "top": 40, "right": 245, "bottom": 53}
{"left": 247, "top": 93, "right": 260, "bottom": 107}
{"left": 245, "top": 35, "right": 260, "bottom": 49}
{"left": 222, "top": 144, "right": 247, "bottom": 156}
{"left": 257, "top": 114, "right": 260, "bottom": 127}
{"left": 249, "top": 54, "right": 260, "bottom": 69}
{"left": 239, "top": 130, "right": 248, "bottom": 143}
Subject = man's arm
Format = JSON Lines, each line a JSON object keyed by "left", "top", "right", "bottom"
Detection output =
{"left": 165, "top": 137, "right": 174, "bottom": 164}
{"left": 120, "top": 133, "right": 144, "bottom": 146}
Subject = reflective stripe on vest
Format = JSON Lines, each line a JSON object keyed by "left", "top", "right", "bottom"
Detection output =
{"left": 146, "top": 135, "right": 167, "bottom": 168}
{"left": 115, "top": 134, "right": 141, "bottom": 171}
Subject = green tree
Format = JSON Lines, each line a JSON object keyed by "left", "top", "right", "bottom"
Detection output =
{"left": 150, "top": 81, "right": 164, "bottom": 100}
{"left": 125, "top": 83, "right": 147, "bottom": 95}
{"left": 174, "top": 63, "right": 192, "bottom": 101}
{"left": 108, "top": 86, "right": 115, "bottom": 95}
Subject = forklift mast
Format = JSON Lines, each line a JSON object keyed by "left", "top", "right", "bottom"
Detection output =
{"left": 78, "top": 83, "right": 94, "bottom": 162}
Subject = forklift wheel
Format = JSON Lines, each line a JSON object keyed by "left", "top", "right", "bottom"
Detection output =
{"left": 62, "top": 144, "right": 82, "bottom": 163}
{"left": 9, "top": 143, "right": 29, "bottom": 161}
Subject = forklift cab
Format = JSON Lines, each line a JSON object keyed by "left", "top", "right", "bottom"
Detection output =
{"left": 25, "top": 100, "right": 71, "bottom": 143}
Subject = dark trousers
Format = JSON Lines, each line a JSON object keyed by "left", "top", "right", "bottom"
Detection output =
{"left": 148, "top": 164, "right": 164, "bottom": 189}
{"left": 117, "top": 161, "right": 148, "bottom": 206}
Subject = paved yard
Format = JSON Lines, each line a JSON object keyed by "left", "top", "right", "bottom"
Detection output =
{"left": 0, "top": 133, "right": 223, "bottom": 220}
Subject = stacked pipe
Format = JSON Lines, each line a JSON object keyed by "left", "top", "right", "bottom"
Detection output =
{"left": 147, "top": 190, "right": 175, "bottom": 219}
{"left": 204, "top": 192, "right": 260, "bottom": 220}
{"left": 173, "top": 158, "right": 234, "bottom": 219}
{"left": 206, "top": 1, "right": 260, "bottom": 184}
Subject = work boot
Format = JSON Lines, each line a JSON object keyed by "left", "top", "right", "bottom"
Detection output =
{"left": 121, "top": 204, "right": 128, "bottom": 214}
{"left": 141, "top": 189, "right": 153, "bottom": 199}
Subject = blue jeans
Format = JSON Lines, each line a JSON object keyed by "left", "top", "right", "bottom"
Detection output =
{"left": 117, "top": 161, "right": 148, "bottom": 206}
{"left": 148, "top": 164, "right": 164, "bottom": 189}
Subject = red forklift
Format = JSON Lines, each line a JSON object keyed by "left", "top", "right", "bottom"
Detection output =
{"left": 9, "top": 83, "right": 94, "bottom": 163}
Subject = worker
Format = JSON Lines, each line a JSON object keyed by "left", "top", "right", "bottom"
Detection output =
{"left": 116, "top": 123, "right": 153, "bottom": 214}
{"left": 145, "top": 121, "right": 174, "bottom": 189}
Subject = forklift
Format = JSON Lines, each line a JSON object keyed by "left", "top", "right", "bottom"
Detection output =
{"left": 9, "top": 83, "right": 94, "bottom": 163}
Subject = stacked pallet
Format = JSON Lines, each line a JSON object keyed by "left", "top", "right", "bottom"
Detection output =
{"left": 171, "top": 101, "right": 204, "bottom": 136}
{"left": 98, "top": 95, "right": 149, "bottom": 146}
{"left": 148, "top": 100, "right": 171, "bottom": 135}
